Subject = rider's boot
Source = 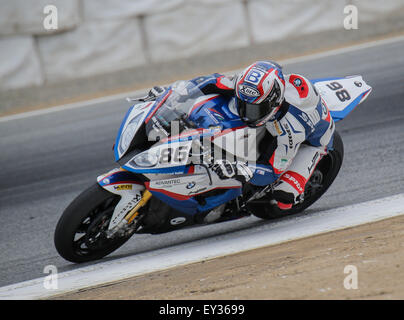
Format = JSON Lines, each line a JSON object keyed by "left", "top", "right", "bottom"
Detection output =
{"left": 272, "top": 144, "right": 325, "bottom": 210}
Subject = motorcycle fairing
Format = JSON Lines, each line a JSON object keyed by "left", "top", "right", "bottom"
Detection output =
{"left": 114, "top": 101, "right": 154, "bottom": 161}
{"left": 311, "top": 76, "right": 372, "bottom": 122}
{"left": 144, "top": 165, "right": 241, "bottom": 214}
{"left": 187, "top": 94, "right": 244, "bottom": 130}
{"left": 147, "top": 182, "right": 242, "bottom": 214}
{"left": 97, "top": 168, "right": 146, "bottom": 229}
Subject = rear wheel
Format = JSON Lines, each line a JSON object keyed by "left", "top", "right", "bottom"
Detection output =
{"left": 54, "top": 184, "right": 135, "bottom": 263}
{"left": 251, "top": 131, "right": 344, "bottom": 219}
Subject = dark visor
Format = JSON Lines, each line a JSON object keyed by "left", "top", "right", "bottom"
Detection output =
{"left": 237, "top": 80, "right": 281, "bottom": 125}
{"left": 238, "top": 101, "right": 271, "bottom": 122}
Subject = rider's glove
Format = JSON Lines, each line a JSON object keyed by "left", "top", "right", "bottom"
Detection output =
{"left": 139, "top": 86, "right": 166, "bottom": 101}
{"left": 212, "top": 160, "right": 253, "bottom": 183}
{"left": 149, "top": 86, "right": 165, "bottom": 99}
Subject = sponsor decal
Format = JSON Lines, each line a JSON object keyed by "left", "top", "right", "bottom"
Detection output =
{"left": 244, "top": 68, "right": 265, "bottom": 85}
{"left": 299, "top": 113, "right": 315, "bottom": 133}
{"left": 282, "top": 173, "right": 304, "bottom": 193}
{"left": 186, "top": 181, "right": 196, "bottom": 189}
{"left": 308, "top": 152, "right": 320, "bottom": 174}
{"left": 155, "top": 179, "right": 181, "bottom": 186}
{"left": 283, "top": 123, "right": 294, "bottom": 149}
{"left": 188, "top": 187, "right": 207, "bottom": 195}
{"left": 152, "top": 117, "right": 169, "bottom": 137}
{"left": 239, "top": 84, "right": 260, "bottom": 97}
{"left": 274, "top": 120, "right": 282, "bottom": 135}
{"left": 211, "top": 110, "right": 225, "bottom": 122}
{"left": 111, "top": 194, "right": 141, "bottom": 226}
{"left": 354, "top": 81, "right": 362, "bottom": 87}
{"left": 204, "top": 109, "right": 220, "bottom": 124}
{"left": 170, "top": 217, "right": 187, "bottom": 225}
{"left": 113, "top": 184, "right": 133, "bottom": 191}
{"left": 293, "top": 78, "right": 302, "bottom": 87}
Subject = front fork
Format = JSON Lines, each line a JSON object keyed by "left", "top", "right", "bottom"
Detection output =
{"left": 97, "top": 168, "right": 152, "bottom": 236}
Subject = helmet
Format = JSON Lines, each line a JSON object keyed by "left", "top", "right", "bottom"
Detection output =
{"left": 235, "top": 61, "right": 285, "bottom": 127}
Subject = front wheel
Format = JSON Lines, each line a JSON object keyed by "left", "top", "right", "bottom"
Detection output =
{"left": 251, "top": 130, "right": 344, "bottom": 219}
{"left": 54, "top": 184, "right": 135, "bottom": 263}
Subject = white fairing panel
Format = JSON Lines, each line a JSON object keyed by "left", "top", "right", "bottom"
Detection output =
{"left": 313, "top": 76, "right": 372, "bottom": 121}
{"left": 115, "top": 101, "right": 154, "bottom": 160}
{"left": 147, "top": 166, "right": 241, "bottom": 199}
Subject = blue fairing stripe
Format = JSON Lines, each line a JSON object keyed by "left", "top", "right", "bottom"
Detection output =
{"left": 122, "top": 165, "right": 187, "bottom": 174}
{"left": 330, "top": 89, "right": 371, "bottom": 122}
{"left": 149, "top": 190, "right": 199, "bottom": 214}
{"left": 310, "top": 77, "right": 345, "bottom": 84}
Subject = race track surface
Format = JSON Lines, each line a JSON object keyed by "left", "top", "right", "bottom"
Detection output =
{"left": 0, "top": 38, "right": 403, "bottom": 287}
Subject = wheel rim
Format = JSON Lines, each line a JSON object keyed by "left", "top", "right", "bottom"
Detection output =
{"left": 304, "top": 169, "right": 324, "bottom": 199}
{"left": 72, "top": 196, "right": 120, "bottom": 257}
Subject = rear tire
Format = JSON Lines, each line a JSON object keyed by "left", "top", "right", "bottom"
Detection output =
{"left": 251, "top": 131, "right": 344, "bottom": 220}
{"left": 54, "top": 183, "right": 134, "bottom": 263}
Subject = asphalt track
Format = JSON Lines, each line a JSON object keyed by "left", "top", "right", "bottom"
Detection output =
{"left": 0, "top": 38, "right": 403, "bottom": 287}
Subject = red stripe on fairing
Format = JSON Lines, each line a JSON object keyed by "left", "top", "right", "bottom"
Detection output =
{"left": 280, "top": 170, "right": 307, "bottom": 194}
{"left": 145, "top": 90, "right": 172, "bottom": 123}
{"left": 146, "top": 184, "right": 191, "bottom": 200}
{"left": 99, "top": 169, "right": 139, "bottom": 182}
{"left": 187, "top": 95, "right": 219, "bottom": 118}
{"left": 103, "top": 181, "right": 144, "bottom": 187}
{"left": 144, "top": 182, "right": 240, "bottom": 201}
{"left": 360, "top": 89, "right": 371, "bottom": 102}
{"left": 145, "top": 182, "right": 192, "bottom": 200}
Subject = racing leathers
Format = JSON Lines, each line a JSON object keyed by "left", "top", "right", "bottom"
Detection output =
{"left": 188, "top": 72, "right": 335, "bottom": 209}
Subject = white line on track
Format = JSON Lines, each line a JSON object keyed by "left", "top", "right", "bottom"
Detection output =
{"left": 1, "top": 34, "right": 403, "bottom": 123}
{"left": 1, "top": 193, "right": 404, "bottom": 300}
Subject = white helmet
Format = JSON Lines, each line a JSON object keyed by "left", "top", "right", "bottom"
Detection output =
{"left": 235, "top": 61, "right": 285, "bottom": 127}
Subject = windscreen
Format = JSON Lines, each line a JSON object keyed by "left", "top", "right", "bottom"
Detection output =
{"left": 145, "top": 80, "right": 204, "bottom": 142}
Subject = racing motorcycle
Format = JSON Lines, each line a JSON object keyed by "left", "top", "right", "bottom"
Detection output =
{"left": 54, "top": 75, "right": 372, "bottom": 263}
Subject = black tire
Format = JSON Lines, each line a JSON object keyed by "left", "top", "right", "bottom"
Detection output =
{"left": 251, "top": 130, "right": 344, "bottom": 220}
{"left": 54, "top": 183, "right": 134, "bottom": 263}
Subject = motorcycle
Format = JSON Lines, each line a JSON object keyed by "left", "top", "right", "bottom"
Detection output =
{"left": 54, "top": 75, "right": 372, "bottom": 263}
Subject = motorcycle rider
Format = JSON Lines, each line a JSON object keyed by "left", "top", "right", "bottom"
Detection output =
{"left": 146, "top": 60, "right": 335, "bottom": 211}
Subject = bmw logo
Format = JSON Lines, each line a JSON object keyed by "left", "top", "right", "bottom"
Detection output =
{"left": 186, "top": 182, "right": 196, "bottom": 189}
{"left": 293, "top": 78, "right": 302, "bottom": 87}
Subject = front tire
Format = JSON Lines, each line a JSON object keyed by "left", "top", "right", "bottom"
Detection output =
{"left": 54, "top": 183, "right": 134, "bottom": 263}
